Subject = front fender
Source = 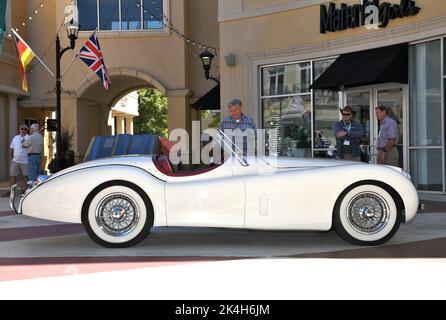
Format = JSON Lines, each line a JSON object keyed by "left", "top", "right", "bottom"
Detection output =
{"left": 20, "top": 165, "right": 166, "bottom": 226}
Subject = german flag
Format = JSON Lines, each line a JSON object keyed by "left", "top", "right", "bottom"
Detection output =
{"left": 12, "top": 30, "right": 36, "bottom": 92}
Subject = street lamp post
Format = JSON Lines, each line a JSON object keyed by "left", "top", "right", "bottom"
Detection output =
{"left": 55, "top": 14, "right": 79, "bottom": 172}
{"left": 199, "top": 49, "right": 220, "bottom": 85}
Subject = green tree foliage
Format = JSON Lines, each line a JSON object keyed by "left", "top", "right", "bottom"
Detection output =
{"left": 134, "top": 88, "right": 168, "bottom": 137}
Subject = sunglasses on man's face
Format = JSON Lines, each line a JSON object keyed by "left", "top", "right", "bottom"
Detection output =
{"left": 342, "top": 113, "right": 352, "bottom": 116}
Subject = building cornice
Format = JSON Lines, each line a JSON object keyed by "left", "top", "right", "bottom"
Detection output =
{"left": 0, "top": 84, "right": 28, "bottom": 97}
{"left": 0, "top": 52, "right": 18, "bottom": 67}
{"left": 18, "top": 99, "right": 55, "bottom": 108}
{"left": 246, "top": 15, "right": 446, "bottom": 63}
{"left": 219, "top": 0, "right": 326, "bottom": 23}
{"left": 166, "top": 89, "right": 192, "bottom": 97}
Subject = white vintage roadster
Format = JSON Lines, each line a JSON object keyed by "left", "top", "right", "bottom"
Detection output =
{"left": 10, "top": 133, "right": 418, "bottom": 248}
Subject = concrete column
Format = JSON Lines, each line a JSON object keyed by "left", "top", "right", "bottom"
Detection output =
{"left": 166, "top": 89, "right": 192, "bottom": 134}
{"left": 125, "top": 117, "right": 134, "bottom": 135}
{"left": 8, "top": 94, "right": 19, "bottom": 142}
{"left": 116, "top": 116, "right": 124, "bottom": 134}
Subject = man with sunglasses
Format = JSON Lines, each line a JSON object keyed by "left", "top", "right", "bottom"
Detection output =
{"left": 332, "top": 106, "right": 364, "bottom": 161}
{"left": 2, "top": 125, "right": 29, "bottom": 197}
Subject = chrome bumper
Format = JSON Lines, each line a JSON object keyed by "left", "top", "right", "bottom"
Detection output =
{"left": 9, "top": 184, "right": 22, "bottom": 214}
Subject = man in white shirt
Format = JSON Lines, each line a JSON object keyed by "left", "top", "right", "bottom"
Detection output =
{"left": 3, "top": 125, "right": 29, "bottom": 197}
{"left": 22, "top": 123, "right": 44, "bottom": 185}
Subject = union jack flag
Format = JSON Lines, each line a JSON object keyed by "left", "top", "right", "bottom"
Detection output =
{"left": 78, "top": 32, "right": 111, "bottom": 90}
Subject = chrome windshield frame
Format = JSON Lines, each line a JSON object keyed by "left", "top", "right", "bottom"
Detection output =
{"left": 217, "top": 130, "right": 249, "bottom": 167}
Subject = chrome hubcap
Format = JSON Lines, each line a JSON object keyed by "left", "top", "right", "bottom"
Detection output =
{"left": 348, "top": 192, "right": 389, "bottom": 235}
{"left": 96, "top": 193, "right": 139, "bottom": 237}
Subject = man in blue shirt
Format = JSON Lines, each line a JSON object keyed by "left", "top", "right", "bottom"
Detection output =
{"left": 220, "top": 99, "right": 257, "bottom": 156}
{"left": 333, "top": 106, "right": 364, "bottom": 161}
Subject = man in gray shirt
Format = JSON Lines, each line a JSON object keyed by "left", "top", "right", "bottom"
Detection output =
{"left": 22, "top": 123, "right": 44, "bottom": 184}
{"left": 375, "top": 106, "right": 399, "bottom": 167}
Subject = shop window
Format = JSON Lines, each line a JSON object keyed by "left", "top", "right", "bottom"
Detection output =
{"left": 78, "top": 0, "right": 164, "bottom": 32}
{"left": 143, "top": 0, "right": 164, "bottom": 29}
{"left": 3, "top": 0, "right": 11, "bottom": 37}
{"left": 261, "top": 61, "right": 312, "bottom": 157}
{"left": 262, "top": 62, "right": 311, "bottom": 97}
{"left": 409, "top": 39, "right": 443, "bottom": 192}
{"left": 262, "top": 95, "right": 312, "bottom": 157}
{"left": 99, "top": 0, "right": 120, "bottom": 30}
{"left": 78, "top": 0, "right": 98, "bottom": 31}
{"left": 313, "top": 59, "right": 338, "bottom": 156}
{"left": 409, "top": 40, "right": 442, "bottom": 148}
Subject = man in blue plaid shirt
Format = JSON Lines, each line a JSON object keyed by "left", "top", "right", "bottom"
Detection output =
{"left": 220, "top": 99, "right": 257, "bottom": 156}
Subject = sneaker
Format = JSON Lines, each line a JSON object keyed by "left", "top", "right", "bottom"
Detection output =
{"left": 2, "top": 191, "right": 10, "bottom": 198}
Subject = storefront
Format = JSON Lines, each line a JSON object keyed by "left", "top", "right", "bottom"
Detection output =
{"left": 259, "top": 35, "right": 445, "bottom": 193}
{"left": 218, "top": 0, "right": 446, "bottom": 193}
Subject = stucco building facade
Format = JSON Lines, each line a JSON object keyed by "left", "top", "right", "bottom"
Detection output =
{"left": 0, "top": 0, "right": 219, "bottom": 179}
{"left": 2, "top": 0, "right": 446, "bottom": 194}
{"left": 218, "top": 0, "right": 446, "bottom": 193}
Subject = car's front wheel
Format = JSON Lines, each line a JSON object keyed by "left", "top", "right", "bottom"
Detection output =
{"left": 82, "top": 182, "right": 153, "bottom": 248}
{"left": 333, "top": 183, "right": 402, "bottom": 246}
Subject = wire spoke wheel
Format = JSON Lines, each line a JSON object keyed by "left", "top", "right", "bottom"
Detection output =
{"left": 334, "top": 183, "right": 402, "bottom": 246}
{"left": 347, "top": 192, "right": 389, "bottom": 235}
{"left": 83, "top": 183, "right": 154, "bottom": 248}
{"left": 96, "top": 193, "right": 140, "bottom": 237}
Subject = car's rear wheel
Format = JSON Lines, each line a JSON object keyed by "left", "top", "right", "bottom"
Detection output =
{"left": 82, "top": 182, "right": 153, "bottom": 248}
{"left": 333, "top": 183, "right": 402, "bottom": 246}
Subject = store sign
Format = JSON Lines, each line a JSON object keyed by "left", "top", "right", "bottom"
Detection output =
{"left": 320, "top": 0, "right": 421, "bottom": 34}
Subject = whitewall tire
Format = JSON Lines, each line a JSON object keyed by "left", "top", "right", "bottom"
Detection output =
{"left": 82, "top": 182, "right": 153, "bottom": 248}
{"left": 333, "top": 183, "right": 402, "bottom": 246}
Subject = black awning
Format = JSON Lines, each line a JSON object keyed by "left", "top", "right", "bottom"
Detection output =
{"left": 191, "top": 85, "right": 221, "bottom": 111}
{"left": 310, "top": 43, "right": 408, "bottom": 91}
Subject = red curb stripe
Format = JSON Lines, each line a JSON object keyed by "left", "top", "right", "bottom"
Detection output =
{"left": 293, "top": 237, "right": 446, "bottom": 259}
{"left": 0, "top": 257, "right": 243, "bottom": 282}
{"left": 0, "top": 224, "right": 85, "bottom": 242}
{"left": 0, "top": 261, "right": 199, "bottom": 282}
{"left": 0, "top": 256, "right": 242, "bottom": 266}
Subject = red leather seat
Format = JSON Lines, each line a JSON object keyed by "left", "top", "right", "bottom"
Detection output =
{"left": 159, "top": 137, "right": 176, "bottom": 156}
{"left": 154, "top": 155, "right": 173, "bottom": 175}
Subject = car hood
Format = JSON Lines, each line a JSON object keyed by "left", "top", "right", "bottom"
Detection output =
{"left": 260, "top": 156, "right": 364, "bottom": 169}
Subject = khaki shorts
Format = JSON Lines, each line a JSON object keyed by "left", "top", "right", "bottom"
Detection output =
{"left": 10, "top": 160, "right": 28, "bottom": 177}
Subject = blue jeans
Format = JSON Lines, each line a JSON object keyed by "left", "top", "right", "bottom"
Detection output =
{"left": 27, "top": 154, "right": 41, "bottom": 182}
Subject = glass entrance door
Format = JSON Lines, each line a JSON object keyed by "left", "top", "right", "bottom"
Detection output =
{"left": 344, "top": 85, "right": 407, "bottom": 169}
{"left": 345, "top": 89, "right": 375, "bottom": 164}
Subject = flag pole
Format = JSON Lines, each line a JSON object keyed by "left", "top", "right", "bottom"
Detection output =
{"left": 61, "top": 54, "right": 78, "bottom": 78}
{"left": 32, "top": 52, "right": 55, "bottom": 78}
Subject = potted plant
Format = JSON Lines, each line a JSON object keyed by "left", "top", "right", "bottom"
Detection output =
{"left": 48, "top": 129, "right": 75, "bottom": 173}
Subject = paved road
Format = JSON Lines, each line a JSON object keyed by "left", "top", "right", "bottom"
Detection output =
{"left": 1, "top": 197, "right": 446, "bottom": 281}
{"left": 1, "top": 198, "right": 445, "bottom": 258}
